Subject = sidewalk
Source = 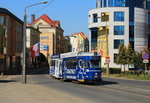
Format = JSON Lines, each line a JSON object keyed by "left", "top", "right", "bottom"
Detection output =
{"left": 0, "top": 75, "right": 90, "bottom": 103}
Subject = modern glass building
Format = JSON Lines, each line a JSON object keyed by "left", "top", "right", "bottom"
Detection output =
{"left": 146, "top": 0, "right": 150, "bottom": 48}
{"left": 89, "top": 0, "right": 149, "bottom": 69}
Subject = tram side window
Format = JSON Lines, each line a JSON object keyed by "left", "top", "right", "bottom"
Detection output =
{"left": 66, "top": 59, "right": 76, "bottom": 68}
{"left": 86, "top": 61, "right": 91, "bottom": 68}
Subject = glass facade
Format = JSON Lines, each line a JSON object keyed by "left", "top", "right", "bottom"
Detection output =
{"left": 114, "top": 39, "right": 124, "bottom": 49}
{"left": 108, "top": 0, "right": 125, "bottom": 7}
{"left": 91, "top": 28, "right": 98, "bottom": 50}
{"left": 99, "top": 0, "right": 144, "bottom": 8}
{"left": 114, "top": 12, "right": 124, "bottom": 21}
{"left": 114, "top": 26, "right": 124, "bottom": 35}
{"left": 147, "top": 1, "right": 150, "bottom": 48}
{"left": 93, "top": 14, "right": 98, "bottom": 23}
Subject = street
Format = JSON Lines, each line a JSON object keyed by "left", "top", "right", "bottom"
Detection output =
{"left": 0, "top": 67, "right": 150, "bottom": 103}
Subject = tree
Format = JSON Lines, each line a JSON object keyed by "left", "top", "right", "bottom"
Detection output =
{"left": 116, "top": 43, "right": 124, "bottom": 65}
{"left": 126, "top": 43, "right": 134, "bottom": 70}
{"left": 133, "top": 52, "right": 144, "bottom": 70}
{"left": 126, "top": 43, "right": 134, "bottom": 63}
{"left": 122, "top": 46, "right": 128, "bottom": 72}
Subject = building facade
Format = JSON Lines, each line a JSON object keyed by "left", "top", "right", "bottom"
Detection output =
{"left": 29, "top": 14, "right": 64, "bottom": 59}
{"left": 89, "top": 0, "right": 149, "bottom": 68}
{"left": 70, "top": 32, "right": 89, "bottom": 52}
{"left": 146, "top": 0, "right": 150, "bottom": 48}
{"left": 0, "top": 8, "right": 23, "bottom": 74}
{"left": 26, "top": 25, "right": 40, "bottom": 66}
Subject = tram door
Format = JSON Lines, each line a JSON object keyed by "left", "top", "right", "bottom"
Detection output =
{"left": 78, "top": 59, "right": 84, "bottom": 80}
{"left": 54, "top": 59, "right": 62, "bottom": 78}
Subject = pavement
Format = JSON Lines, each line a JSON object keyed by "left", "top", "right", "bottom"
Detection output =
{"left": 0, "top": 75, "right": 90, "bottom": 103}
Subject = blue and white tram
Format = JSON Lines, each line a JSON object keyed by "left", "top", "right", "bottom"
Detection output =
{"left": 61, "top": 52, "right": 101, "bottom": 82}
{"left": 49, "top": 52, "right": 102, "bottom": 82}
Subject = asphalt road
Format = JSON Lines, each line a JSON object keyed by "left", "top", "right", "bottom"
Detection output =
{"left": 24, "top": 67, "right": 150, "bottom": 103}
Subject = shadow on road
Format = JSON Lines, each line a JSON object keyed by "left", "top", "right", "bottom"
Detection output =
{"left": 0, "top": 80, "right": 18, "bottom": 83}
{"left": 80, "top": 80, "right": 118, "bottom": 86}
{"left": 27, "top": 66, "right": 49, "bottom": 75}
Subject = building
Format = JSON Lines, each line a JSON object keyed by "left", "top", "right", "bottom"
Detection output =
{"left": 146, "top": 0, "right": 150, "bottom": 48}
{"left": 26, "top": 25, "right": 40, "bottom": 66}
{"left": 29, "top": 14, "right": 64, "bottom": 59}
{"left": 0, "top": 8, "right": 23, "bottom": 74}
{"left": 70, "top": 32, "right": 89, "bottom": 52}
{"left": 89, "top": 0, "right": 149, "bottom": 68}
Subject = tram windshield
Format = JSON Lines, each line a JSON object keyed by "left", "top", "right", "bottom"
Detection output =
{"left": 86, "top": 60, "right": 100, "bottom": 68}
{"left": 50, "top": 60, "right": 55, "bottom": 66}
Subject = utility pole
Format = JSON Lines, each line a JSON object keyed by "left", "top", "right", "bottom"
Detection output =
{"left": 22, "top": 1, "right": 48, "bottom": 84}
{"left": 106, "top": 23, "right": 110, "bottom": 75}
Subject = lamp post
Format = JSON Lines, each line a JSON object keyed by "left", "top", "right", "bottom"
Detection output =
{"left": 22, "top": 1, "right": 48, "bottom": 84}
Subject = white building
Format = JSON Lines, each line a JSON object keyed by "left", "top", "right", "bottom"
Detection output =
{"left": 89, "top": 0, "right": 148, "bottom": 69}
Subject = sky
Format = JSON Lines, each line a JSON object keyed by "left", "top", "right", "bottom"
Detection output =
{"left": 0, "top": 0, "right": 96, "bottom": 36}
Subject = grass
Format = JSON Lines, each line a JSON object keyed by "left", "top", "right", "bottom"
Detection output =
{"left": 103, "top": 74, "right": 150, "bottom": 80}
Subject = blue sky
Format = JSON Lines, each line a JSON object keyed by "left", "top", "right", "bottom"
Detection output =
{"left": 0, "top": 0, "right": 96, "bottom": 36}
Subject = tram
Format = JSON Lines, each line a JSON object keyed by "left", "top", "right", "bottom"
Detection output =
{"left": 49, "top": 52, "right": 102, "bottom": 82}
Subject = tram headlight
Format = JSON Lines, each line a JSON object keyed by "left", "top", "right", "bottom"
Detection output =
{"left": 95, "top": 73, "right": 98, "bottom": 75}
{"left": 86, "top": 69, "right": 90, "bottom": 72}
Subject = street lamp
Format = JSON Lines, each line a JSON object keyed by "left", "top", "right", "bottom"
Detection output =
{"left": 22, "top": 1, "right": 48, "bottom": 84}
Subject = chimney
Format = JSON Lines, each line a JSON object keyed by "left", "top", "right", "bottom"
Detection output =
{"left": 31, "top": 14, "right": 35, "bottom": 22}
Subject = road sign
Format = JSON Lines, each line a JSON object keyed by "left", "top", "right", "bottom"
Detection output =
{"left": 105, "top": 58, "right": 110, "bottom": 64}
{"left": 142, "top": 53, "right": 149, "bottom": 60}
{"left": 143, "top": 59, "right": 149, "bottom": 63}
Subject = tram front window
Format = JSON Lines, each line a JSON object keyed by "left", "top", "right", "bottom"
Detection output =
{"left": 50, "top": 60, "right": 55, "bottom": 66}
{"left": 87, "top": 60, "right": 100, "bottom": 68}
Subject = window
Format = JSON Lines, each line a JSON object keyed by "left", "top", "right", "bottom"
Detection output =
{"left": 86, "top": 60, "right": 100, "bottom": 68}
{"left": 114, "top": 39, "right": 124, "bottom": 49}
{"left": 104, "top": 0, "right": 107, "bottom": 7}
{"left": 40, "top": 36, "right": 49, "bottom": 39}
{"left": 114, "top": 26, "right": 124, "bottom": 35}
{"left": 93, "top": 14, "right": 98, "bottom": 23}
{"left": 0, "top": 16, "right": 5, "bottom": 25}
{"left": 66, "top": 59, "right": 77, "bottom": 68}
{"left": 114, "top": 54, "right": 118, "bottom": 63}
{"left": 114, "top": 12, "right": 124, "bottom": 21}
{"left": 108, "top": 0, "right": 125, "bottom": 7}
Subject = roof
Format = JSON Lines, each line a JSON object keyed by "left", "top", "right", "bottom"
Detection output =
{"left": 0, "top": 8, "right": 23, "bottom": 24}
{"left": 71, "top": 32, "right": 87, "bottom": 39}
{"left": 28, "top": 14, "right": 60, "bottom": 27}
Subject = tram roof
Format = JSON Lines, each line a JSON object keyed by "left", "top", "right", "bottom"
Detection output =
{"left": 61, "top": 52, "right": 100, "bottom": 58}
